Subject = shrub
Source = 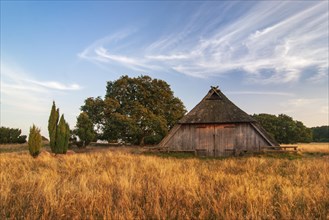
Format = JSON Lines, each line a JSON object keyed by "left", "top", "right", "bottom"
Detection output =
{"left": 17, "top": 135, "right": 27, "bottom": 144}
{"left": 76, "top": 141, "right": 84, "bottom": 148}
{"left": 28, "top": 125, "right": 43, "bottom": 157}
{"left": 144, "top": 134, "right": 163, "bottom": 145}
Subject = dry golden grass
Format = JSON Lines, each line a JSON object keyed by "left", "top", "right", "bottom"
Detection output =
{"left": 297, "top": 142, "right": 329, "bottom": 153}
{"left": 1, "top": 146, "right": 328, "bottom": 220}
{"left": 0, "top": 143, "right": 28, "bottom": 152}
{"left": 0, "top": 141, "right": 49, "bottom": 153}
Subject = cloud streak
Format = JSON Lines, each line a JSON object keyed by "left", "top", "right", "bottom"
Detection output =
{"left": 227, "top": 91, "right": 294, "bottom": 97}
{"left": 2, "top": 63, "right": 82, "bottom": 91}
{"left": 79, "top": 1, "right": 328, "bottom": 84}
{"left": 1, "top": 62, "right": 82, "bottom": 113}
{"left": 29, "top": 80, "right": 81, "bottom": 91}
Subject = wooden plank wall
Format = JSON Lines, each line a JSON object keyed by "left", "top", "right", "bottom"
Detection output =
{"left": 165, "top": 123, "right": 270, "bottom": 156}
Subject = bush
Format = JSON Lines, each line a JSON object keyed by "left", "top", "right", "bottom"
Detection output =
{"left": 28, "top": 125, "right": 43, "bottom": 157}
{"left": 17, "top": 135, "right": 27, "bottom": 144}
{"left": 144, "top": 134, "right": 163, "bottom": 145}
{"left": 76, "top": 141, "right": 84, "bottom": 148}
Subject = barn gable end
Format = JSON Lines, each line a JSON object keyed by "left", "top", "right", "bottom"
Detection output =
{"left": 159, "top": 86, "right": 278, "bottom": 156}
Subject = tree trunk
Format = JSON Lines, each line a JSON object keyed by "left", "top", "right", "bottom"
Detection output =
{"left": 139, "top": 136, "right": 145, "bottom": 146}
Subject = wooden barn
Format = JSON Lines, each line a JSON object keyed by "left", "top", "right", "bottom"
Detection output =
{"left": 159, "top": 86, "right": 278, "bottom": 156}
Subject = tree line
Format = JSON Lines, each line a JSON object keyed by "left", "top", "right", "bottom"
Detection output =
{"left": 311, "top": 126, "right": 329, "bottom": 142}
{"left": 0, "top": 127, "right": 27, "bottom": 144}
{"left": 1, "top": 75, "right": 327, "bottom": 148}
{"left": 252, "top": 114, "right": 313, "bottom": 144}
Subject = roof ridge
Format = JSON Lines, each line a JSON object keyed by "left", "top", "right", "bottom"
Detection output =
{"left": 179, "top": 87, "right": 256, "bottom": 124}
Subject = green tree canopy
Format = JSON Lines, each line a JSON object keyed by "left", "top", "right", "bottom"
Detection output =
{"left": 75, "top": 112, "right": 96, "bottom": 147}
{"left": 253, "top": 113, "right": 312, "bottom": 144}
{"left": 81, "top": 75, "right": 186, "bottom": 145}
{"left": 311, "top": 126, "right": 329, "bottom": 142}
{"left": 80, "top": 97, "right": 104, "bottom": 134}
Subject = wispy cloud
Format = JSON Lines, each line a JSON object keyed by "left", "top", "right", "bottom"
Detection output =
{"left": 79, "top": 1, "right": 328, "bottom": 84}
{"left": 227, "top": 91, "right": 294, "bottom": 97}
{"left": 1, "top": 62, "right": 82, "bottom": 112}
{"left": 78, "top": 29, "right": 136, "bottom": 61}
{"left": 78, "top": 28, "right": 159, "bottom": 72}
{"left": 29, "top": 80, "right": 81, "bottom": 91}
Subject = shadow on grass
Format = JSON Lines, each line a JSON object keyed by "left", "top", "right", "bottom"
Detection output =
{"left": 141, "top": 151, "right": 323, "bottom": 161}
{"left": 142, "top": 151, "right": 247, "bottom": 160}
{"left": 142, "top": 151, "right": 197, "bottom": 159}
{"left": 257, "top": 152, "right": 303, "bottom": 160}
{"left": 302, "top": 152, "right": 329, "bottom": 157}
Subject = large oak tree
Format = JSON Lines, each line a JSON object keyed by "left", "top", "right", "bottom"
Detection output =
{"left": 81, "top": 75, "right": 186, "bottom": 145}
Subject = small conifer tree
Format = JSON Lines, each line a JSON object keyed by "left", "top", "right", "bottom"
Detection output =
{"left": 48, "top": 101, "right": 70, "bottom": 154}
{"left": 28, "top": 125, "right": 43, "bottom": 157}
{"left": 55, "top": 115, "right": 70, "bottom": 154}
{"left": 48, "top": 101, "right": 59, "bottom": 152}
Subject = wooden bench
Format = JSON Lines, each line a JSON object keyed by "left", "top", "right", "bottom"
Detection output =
{"left": 279, "top": 146, "right": 298, "bottom": 151}
{"left": 261, "top": 146, "right": 298, "bottom": 153}
{"left": 263, "top": 146, "right": 298, "bottom": 150}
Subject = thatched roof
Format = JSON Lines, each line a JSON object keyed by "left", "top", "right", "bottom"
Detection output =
{"left": 179, "top": 86, "right": 256, "bottom": 124}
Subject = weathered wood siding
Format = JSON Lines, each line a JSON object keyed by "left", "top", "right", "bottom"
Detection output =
{"left": 163, "top": 123, "right": 271, "bottom": 156}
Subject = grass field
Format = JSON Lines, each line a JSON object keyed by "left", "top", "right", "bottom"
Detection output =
{"left": 0, "top": 143, "right": 328, "bottom": 219}
{"left": 297, "top": 142, "right": 329, "bottom": 153}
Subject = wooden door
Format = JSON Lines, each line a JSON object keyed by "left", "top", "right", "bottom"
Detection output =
{"left": 196, "top": 125, "right": 214, "bottom": 156}
{"left": 214, "top": 125, "right": 235, "bottom": 156}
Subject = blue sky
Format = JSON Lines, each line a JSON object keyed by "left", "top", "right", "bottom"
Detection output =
{"left": 1, "top": 1, "right": 328, "bottom": 137}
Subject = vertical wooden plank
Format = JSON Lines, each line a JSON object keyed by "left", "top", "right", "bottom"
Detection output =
{"left": 165, "top": 122, "right": 272, "bottom": 155}
{"left": 196, "top": 125, "right": 214, "bottom": 156}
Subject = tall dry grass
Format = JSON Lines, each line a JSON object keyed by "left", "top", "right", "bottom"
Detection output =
{"left": 1, "top": 150, "right": 328, "bottom": 220}
{"left": 297, "top": 142, "right": 329, "bottom": 153}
